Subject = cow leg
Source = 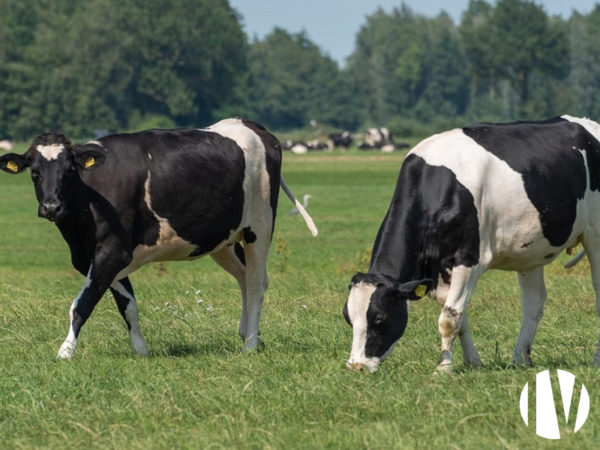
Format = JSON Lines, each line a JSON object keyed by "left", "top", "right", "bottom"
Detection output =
{"left": 210, "top": 244, "right": 247, "bottom": 341}
{"left": 110, "top": 277, "right": 148, "bottom": 357}
{"left": 437, "top": 265, "right": 484, "bottom": 372}
{"left": 58, "top": 251, "right": 130, "bottom": 359}
{"left": 583, "top": 242, "right": 600, "bottom": 366}
{"left": 438, "top": 277, "right": 482, "bottom": 367}
{"left": 241, "top": 237, "right": 270, "bottom": 352}
{"left": 513, "top": 266, "right": 546, "bottom": 366}
{"left": 458, "top": 313, "right": 482, "bottom": 368}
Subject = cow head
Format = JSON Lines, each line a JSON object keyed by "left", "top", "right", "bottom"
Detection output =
{"left": 343, "top": 273, "right": 433, "bottom": 372}
{"left": 0, "top": 133, "right": 106, "bottom": 222}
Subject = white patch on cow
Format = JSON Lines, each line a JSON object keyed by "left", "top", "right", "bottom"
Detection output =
{"left": 58, "top": 266, "right": 93, "bottom": 359}
{"left": 410, "top": 129, "right": 585, "bottom": 271}
{"left": 111, "top": 281, "right": 148, "bottom": 356}
{"left": 36, "top": 144, "right": 64, "bottom": 161}
{"left": 346, "top": 282, "right": 379, "bottom": 371}
{"left": 203, "top": 118, "right": 274, "bottom": 351}
{"left": 562, "top": 115, "right": 600, "bottom": 142}
{"left": 115, "top": 172, "right": 197, "bottom": 280}
{"left": 204, "top": 118, "right": 273, "bottom": 224}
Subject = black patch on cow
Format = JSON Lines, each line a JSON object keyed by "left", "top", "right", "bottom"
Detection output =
{"left": 234, "top": 242, "right": 246, "bottom": 266}
{"left": 463, "top": 118, "right": 588, "bottom": 247}
{"left": 123, "top": 128, "right": 246, "bottom": 254}
{"left": 243, "top": 226, "right": 257, "bottom": 243}
{"left": 242, "top": 119, "right": 282, "bottom": 237}
{"left": 364, "top": 286, "right": 409, "bottom": 358}
{"left": 369, "top": 154, "right": 480, "bottom": 287}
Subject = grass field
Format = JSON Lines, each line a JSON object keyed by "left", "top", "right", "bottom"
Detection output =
{"left": 0, "top": 148, "right": 599, "bottom": 449}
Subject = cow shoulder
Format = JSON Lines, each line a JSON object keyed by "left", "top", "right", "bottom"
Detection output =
{"left": 370, "top": 152, "right": 480, "bottom": 284}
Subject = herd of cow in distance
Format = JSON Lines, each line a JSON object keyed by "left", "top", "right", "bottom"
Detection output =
{"left": 1, "top": 115, "right": 600, "bottom": 373}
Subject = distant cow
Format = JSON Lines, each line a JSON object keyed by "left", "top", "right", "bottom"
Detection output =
{"left": 344, "top": 116, "right": 600, "bottom": 372}
{"left": 0, "top": 118, "right": 317, "bottom": 359}
{"left": 358, "top": 127, "right": 409, "bottom": 152}
{"left": 0, "top": 140, "right": 12, "bottom": 151}
{"left": 327, "top": 131, "right": 353, "bottom": 149}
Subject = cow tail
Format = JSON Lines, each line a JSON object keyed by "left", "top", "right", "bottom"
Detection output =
{"left": 280, "top": 175, "right": 318, "bottom": 237}
{"left": 564, "top": 249, "right": 585, "bottom": 269}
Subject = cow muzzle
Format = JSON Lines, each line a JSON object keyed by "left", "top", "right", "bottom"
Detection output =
{"left": 39, "top": 202, "right": 65, "bottom": 222}
{"left": 346, "top": 357, "right": 381, "bottom": 373}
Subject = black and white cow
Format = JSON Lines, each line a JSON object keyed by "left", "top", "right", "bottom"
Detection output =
{"left": 344, "top": 115, "right": 600, "bottom": 372}
{"left": 0, "top": 118, "right": 317, "bottom": 359}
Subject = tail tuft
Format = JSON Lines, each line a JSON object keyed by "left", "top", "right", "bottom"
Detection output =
{"left": 280, "top": 175, "right": 318, "bottom": 237}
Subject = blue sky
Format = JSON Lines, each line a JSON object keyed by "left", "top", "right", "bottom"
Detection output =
{"left": 229, "top": 0, "right": 598, "bottom": 66}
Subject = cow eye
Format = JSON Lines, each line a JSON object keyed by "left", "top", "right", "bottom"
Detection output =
{"left": 31, "top": 172, "right": 41, "bottom": 182}
{"left": 373, "top": 313, "right": 386, "bottom": 326}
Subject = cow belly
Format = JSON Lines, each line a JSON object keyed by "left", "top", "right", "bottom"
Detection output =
{"left": 115, "top": 239, "right": 196, "bottom": 280}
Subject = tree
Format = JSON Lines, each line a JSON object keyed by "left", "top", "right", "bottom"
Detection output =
{"left": 248, "top": 28, "right": 357, "bottom": 129}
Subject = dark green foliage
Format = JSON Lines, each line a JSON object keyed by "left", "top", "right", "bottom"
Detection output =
{"left": 1, "top": 0, "right": 599, "bottom": 140}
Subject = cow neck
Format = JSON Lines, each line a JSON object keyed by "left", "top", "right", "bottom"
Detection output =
{"left": 56, "top": 175, "right": 92, "bottom": 243}
{"left": 368, "top": 197, "right": 426, "bottom": 284}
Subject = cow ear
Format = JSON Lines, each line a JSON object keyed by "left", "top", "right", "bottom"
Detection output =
{"left": 73, "top": 145, "right": 106, "bottom": 170}
{"left": 396, "top": 279, "right": 433, "bottom": 301}
{"left": 0, "top": 153, "right": 29, "bottom": 174}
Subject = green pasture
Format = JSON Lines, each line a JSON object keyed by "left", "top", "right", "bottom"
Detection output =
{"left": 0, "top": 149, "right": 599, "bottom": 448}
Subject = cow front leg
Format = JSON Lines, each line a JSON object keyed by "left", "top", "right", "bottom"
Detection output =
{"left": 437, "top": 265, "right": 483, "bottom": 372}
{"left": 210, "top": 244, "right": 247, "bottom": 341}
{"left": 58, "top": 251, "right": 130, "bottom": 359}
{"left": 110, "top": 277, "right": 148, "bottom": 357}
{"left": 58, "top": 264, "right": 103, "bottom": 359}
{"left": 513, "top": 266, "right": 546, "bottom": 366}
{"left": 241, "top": 238, "right": 270, "bottom": 352}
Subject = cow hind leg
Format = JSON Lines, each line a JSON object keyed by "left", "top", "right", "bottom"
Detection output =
{"left": 582, "top": 242, "right": 600, "bottom": 367}
{"left": 458, "top": 313, "right": 482, "bottom": 368}
{"left": 110, "top": 277, "right": 149, "bottom": 357}
{"left": 436, "top": 265, "right": 484, "bottom": 373}
{"left": 513, "top": 266, "right": 546, "bottom": 366}
{"left": 241, "top": 234, "right": 270, "bottom": 352}
{"left": 210, "top": 244, "right": 247, "bottom": 341}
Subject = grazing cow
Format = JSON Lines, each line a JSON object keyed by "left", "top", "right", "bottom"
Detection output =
{"left": 0, "top": 118, "right": 317, "bottom": 359}
{"left": 327, "top": 131, "right": 353, "bottom": 149}
{"left": 344, "top": 116, "right": 600, "bottom": 372}
{"left": 358, "top": 127, "right": 410, "bottom": 152}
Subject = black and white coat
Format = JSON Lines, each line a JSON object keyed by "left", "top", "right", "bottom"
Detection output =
{"left": 344, "top": 115, "right": 600, "bottom": 372}
{"left": 0, "top": 118, "right": 317, "bottom": 358}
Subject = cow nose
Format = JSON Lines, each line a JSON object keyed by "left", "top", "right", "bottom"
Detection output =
{"left": 346, "top": 361, "right": 365, "bottom": 372}
{"left": 39, "top": 202, "right": 63, "bottom": 221}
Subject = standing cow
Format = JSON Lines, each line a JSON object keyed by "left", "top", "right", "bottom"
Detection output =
{"left": 0, "top": 118, "right": 317, "bottom": 359}
{"left": 344, "top": 116, "right": 600, "bottom": 372}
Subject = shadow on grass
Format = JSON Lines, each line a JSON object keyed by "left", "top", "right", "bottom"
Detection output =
{"left": 450, "top": 357, "right": 596, "bottom": 375}
{"left": 150, "top": 341, "right": 240, "bottom": 358}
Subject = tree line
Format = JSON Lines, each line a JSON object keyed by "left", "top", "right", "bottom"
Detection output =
{"left": 1, "top": 0, "right": 600, "bottom": 141}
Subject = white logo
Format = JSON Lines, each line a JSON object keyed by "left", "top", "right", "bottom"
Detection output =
{"left": 519, "top": 369, "right": 590, "bottom": 439}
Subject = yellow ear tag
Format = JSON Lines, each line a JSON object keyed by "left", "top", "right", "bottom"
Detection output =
{"left": 414, "top": 284, "right": 427, "bottom": 297}
{"left": 6, "top": 161, "right": 18, "bottom": 172}
{"left": 84, "top": 157, "right": 95, "bottom": 168}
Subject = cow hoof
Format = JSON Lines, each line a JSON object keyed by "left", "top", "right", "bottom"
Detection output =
{"left": 435, "top": 362, "right": 453, "bottom": 375}
{"left": 131, "top": 339, "right": 149, "bottom": 357}
{"left": 57, "top": 342, "right": 76, "bottom": 360}
{"left": 464, "top": 358, "right": 483, "bottom": 369}
{"left": 241, "top": 338, "right": 265, "bottom": 353}
{"left": 511, "top": 355, "right": 534, "bottom": 367}
{"left": 131, "top": 347, "right": 149, "bottom": 358}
